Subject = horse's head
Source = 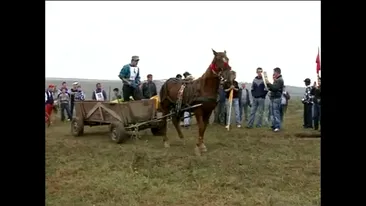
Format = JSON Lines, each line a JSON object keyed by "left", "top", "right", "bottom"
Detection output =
{"left": 209, "top": 49, "right": 233, "bottom": 83}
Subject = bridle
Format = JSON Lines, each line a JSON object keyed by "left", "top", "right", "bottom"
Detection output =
{"left": 209, "top": 56, "right": 231, "bottom": 83}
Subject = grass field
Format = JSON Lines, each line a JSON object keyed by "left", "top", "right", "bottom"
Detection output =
{"left": 46, "top": 101, "right": 320, "bottom": 206}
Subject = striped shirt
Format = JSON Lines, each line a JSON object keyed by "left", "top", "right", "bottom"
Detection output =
{"left": 302, "top": 85, "right": 314, "bottom": 104}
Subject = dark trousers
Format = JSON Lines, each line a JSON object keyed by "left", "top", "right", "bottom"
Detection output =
{"left": 313, "top": 103, "right": 321, "bottom": 130}
{"left": 240, "top": 103, "right": 250, "bottom": 122}
{"left": 122, "top": 85, "right": 142, "bottom": 102}
{"left": 60, "top": 103, "right": 72, "bottom": 121}
{"left": 70, "top": 101, "right": 75, "bottom": 117}
{"left": 214, "top": 102, "right": 226, "bottom": 124}
{"left": 303, "top": 103, "right": 313, "bottom": 128}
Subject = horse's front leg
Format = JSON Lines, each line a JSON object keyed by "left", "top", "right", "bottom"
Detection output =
{"left": 171, "top": 114, "right": 186, "bottom": 146}
{"left": 194, "top": 109, "right": 208, "bottom": 156}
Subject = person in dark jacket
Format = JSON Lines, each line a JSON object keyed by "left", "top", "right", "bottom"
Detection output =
{"left": 92, "top": 83, "right": 107, "bottom": 101}
{"left": 142, "top": 74, "right": 157, "bottom": 99}
{"left": 238, "top": 83, "right": 251, "bottom": 123}
{"left": 311, "top": 78, "right": 321, "bottom": 130}
{"left": 302, "top": 78, "right": 314, "bottom": 128}
{"left": 223, "top": 72, "right": 241, "bottom": 128}
{"left": 265, "top": 67, "right": 284, "bottom": 132}
{"left": 247, "top": 67, "right": 268, "bottom": 128}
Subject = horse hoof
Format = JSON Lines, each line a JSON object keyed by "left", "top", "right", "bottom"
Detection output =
{"left": 200, "top": 144, "right": 207, "bottom": 152}
{"left": 164, "top": 142, "right": 170, "bottom": 148}
{"left": 194, "top": 146, "right": 202, "bottom": 156}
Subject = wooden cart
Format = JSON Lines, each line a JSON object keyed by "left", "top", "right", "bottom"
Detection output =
{"left": 71, "top": 99, "right": 166, "bottom": 143}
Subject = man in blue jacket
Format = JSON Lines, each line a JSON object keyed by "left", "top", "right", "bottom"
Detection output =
{"left": 119, "top": 55, "right": 142, "bottom": 101}
{"left": 247, "top": 67, "right": 268, "bottom": 128}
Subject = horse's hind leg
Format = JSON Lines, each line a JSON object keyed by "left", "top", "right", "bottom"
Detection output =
{"left": 171, "top": 114, "right": 186, "bottom": 145}
{"left": 161, "top": 110, "right": 170, "bottom": 148}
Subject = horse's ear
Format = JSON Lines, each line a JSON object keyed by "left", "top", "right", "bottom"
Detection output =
{"left": 224, "top": 50, "right": 226, "bottom": 54}
{"left": 212, "top": 49, "right": 217, "bottom": 55}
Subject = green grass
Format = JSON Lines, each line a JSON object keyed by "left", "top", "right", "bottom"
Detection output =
{"left": 46, "top": 101, "right": 320, "bottom": 206}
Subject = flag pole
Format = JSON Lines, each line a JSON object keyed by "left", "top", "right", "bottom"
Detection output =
{"left": 316, "top": 47, "right": 321, "bottom": 86}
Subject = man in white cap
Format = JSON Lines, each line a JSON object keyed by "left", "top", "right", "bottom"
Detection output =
{"left": 119, "top": 55, "right": 142, "bottom": 101}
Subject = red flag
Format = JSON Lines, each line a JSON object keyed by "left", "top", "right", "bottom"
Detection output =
{"left": 316, "top": 47, "right": 321, "bottom": 74}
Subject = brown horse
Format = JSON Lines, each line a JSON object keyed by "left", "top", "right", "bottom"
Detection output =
{"left": 159, "top": 49, "right": 234, "bottom": 156}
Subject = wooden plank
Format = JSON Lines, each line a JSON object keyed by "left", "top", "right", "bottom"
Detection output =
{"left": 99, "top": 103, "right": 122, "bottom": 122}
{"left": 98, "top": 107, "right": 104, "bottom": 121}
{"left": 85, "top": 102, "right": 101, "bottom": 119}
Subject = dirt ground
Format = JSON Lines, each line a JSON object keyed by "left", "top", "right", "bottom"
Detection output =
{"left": 46, "top": 102, "right": 320, "bottom": 206}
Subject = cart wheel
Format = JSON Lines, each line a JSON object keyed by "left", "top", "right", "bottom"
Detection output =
{"left": 71, "top": 117, "right": 84, "bottom": 137}
{"left": 110, "top": 121, "right": 128, "bottom": 144}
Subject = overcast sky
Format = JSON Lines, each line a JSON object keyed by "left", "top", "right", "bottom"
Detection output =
{"left": 46, "top": 1, "right": 320, "bottom": 87}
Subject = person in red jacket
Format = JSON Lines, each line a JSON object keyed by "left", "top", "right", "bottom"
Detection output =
{"left": 45, "top": 84, "right": 56, "bottom": 126}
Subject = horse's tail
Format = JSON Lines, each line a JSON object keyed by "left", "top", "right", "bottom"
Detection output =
{"left": 159, "top": 78, "right": 180, "bottom": 109}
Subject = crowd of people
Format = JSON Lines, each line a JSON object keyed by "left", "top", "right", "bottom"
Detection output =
{"left": 212, "top": 67, "right": 289, "bottom": 132}
{"left": 46, "top": 55, "right": 321, "bottom": 132}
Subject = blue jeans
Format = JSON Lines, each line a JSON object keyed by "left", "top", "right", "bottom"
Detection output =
{"left": 248, "top": 97, "right": 265, "bottom": 127}
{"left": 269, "top": 98, "right": 282, "bottom": 129}
{"left": 225, "top": 98, "right": 240, "bottom": 125}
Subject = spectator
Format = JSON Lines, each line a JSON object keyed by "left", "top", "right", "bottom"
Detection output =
{"left": 280, "top": 86, "right": 291, "bottom": 122}
{"left": 69, "top": 82, "right": 79, "bottom": 117}
{"left": 265, "top": 67, "right": 284, "bottom": 132}
{"left": 247, "top": 67, "right": 268, "bottom": 128}
{"left": 214, "top": 84, "right": 226, "bottom": 125}
{"left": 119, "top": 55, "right": 142, "bottom": 102}
{"left": 74, "top": 84, "right": 85, "bottom": 101}
{"left": 238, "top": 83, "right": 251, "bottom": 124}
{"left": 183, "top": 72, "right": 195, "bottom": 127}
{"left": 183, "top": 72, "right": 194, "bottom": 80}
{"left": 142, "top": 74, "right": 157, "bottom": 99}
{"left": 176, "top": 74, "right": 182, "bottom": 79}
{"left": 311, "top": 78, "right": 321, "bottom": 130}
{"left": 112, "top": 88, "right": 122, "bottom": 101}
{"left": 92, "top": 83, "right": 107, "bottom": 101}
{"left": 45, "top": 84, "right": 56, "bottom": 125}
{"left": 223, "top": 71, "right": 241, "bottom": 128}
{"left": 58, "top": 88, "right": 72, "bottom": 121}
{"left": 57, "top": 81, "right": 69, "bottom": 96}
{"left": 302, "top": 78, "right": 313, "bottom": 128}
